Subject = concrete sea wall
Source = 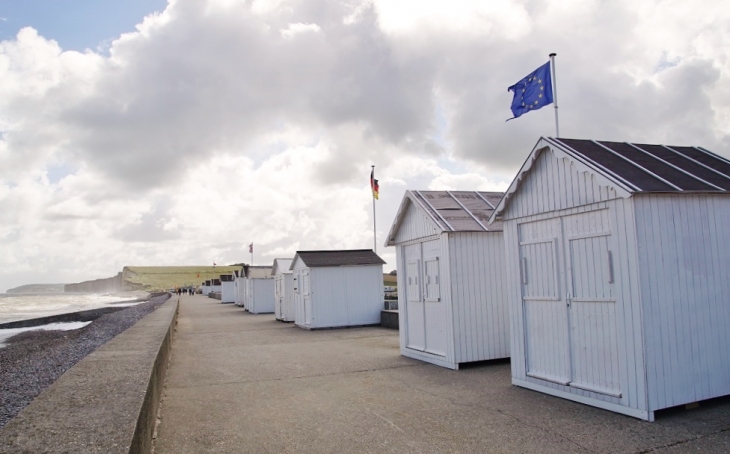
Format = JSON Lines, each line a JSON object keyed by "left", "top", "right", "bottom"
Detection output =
{"left": 0, "top": 297, "right": 179, "bottom": 453}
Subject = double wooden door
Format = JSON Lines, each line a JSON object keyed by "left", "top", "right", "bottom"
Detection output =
{"left": 404, "top": 240, "right": 446, "bottom": 357}
{"left": 518, "top": 209, "right": 621, "bottom": 397}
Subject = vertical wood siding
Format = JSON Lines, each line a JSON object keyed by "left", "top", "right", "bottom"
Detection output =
{"left": 394, "top": 201, "right": 441, "bottom": 244}
{"left": 283, "top": 273, "right": 295, "bottom": 322}
{"left": 308, "top": 265, "right": 383, "bottom": 329}
{"left": 449, "top": 232, "right": 510, "bottom": 363}
{"left": 635, "top": 194, "right": 730, "bottom": 410}
{"left": 504, "top": 148, "right": 618, "bottom": 220}
{"left": 221, "top": 281, "right": 235, "bottom": 303}
{"left": 248, "top": 279, "right": 275, "bottom": 314}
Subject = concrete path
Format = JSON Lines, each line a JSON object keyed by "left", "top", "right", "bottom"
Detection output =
{"left": 154, "top": 294, "right": 730, "bottom": 453}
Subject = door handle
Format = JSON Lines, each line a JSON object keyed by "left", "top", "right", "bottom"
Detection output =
{"left": 566, "top": 292, "right": 571, "bottom": 307}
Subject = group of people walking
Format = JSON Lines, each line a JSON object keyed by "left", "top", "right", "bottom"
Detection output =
{"left": 176, "top": 287, "right": 195, "bottom": 295}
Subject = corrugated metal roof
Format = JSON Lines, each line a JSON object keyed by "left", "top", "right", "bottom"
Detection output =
{"left": 385, "top": 190, "right": 504, "bottom": 246}
{"left": 553, "top": 138, "right": 730, "bottom": 192}
{"left": 243, "top": 265, "right": 273, "bottom": 278}
{"left": 292, "top": 250, "right": 385, "bottom": 268}
{"left": 271, "top": 258, "right": 293, "bottom": 275}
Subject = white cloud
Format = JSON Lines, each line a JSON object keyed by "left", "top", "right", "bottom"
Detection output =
{"left": 0, "top": 0, "right": 729, "bottom": 291}
{"left": 280, "top": 22, "right": 322, "bottom": 38}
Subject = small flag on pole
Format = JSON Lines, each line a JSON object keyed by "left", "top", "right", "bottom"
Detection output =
{"left": 249, "top": 243, "right": 253, "bottom": 253}
{"left": 507, "top": 61, "right": 553, "bottom": 120}
{"left": 213, "top": 262, "right": 216, "bottom": 267}
{"left": 370, "top": 168, "right": 379, "bottom": 200}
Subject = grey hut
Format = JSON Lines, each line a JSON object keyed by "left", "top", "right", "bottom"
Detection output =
{"left": 490, "top": 137, "right": 730, "bottom": 421}
{"left": 290, "top": 250, "right": 385, "bottom": 329}
{"left": 385, "top": 190, "right": 508, "bottom": 369}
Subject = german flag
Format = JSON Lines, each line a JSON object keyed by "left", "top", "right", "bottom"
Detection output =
{"left": 370, "top": 168, "right": 379, "bottom": 200}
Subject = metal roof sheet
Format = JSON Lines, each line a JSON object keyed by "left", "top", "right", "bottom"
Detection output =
{"left": 292, "top": 250, "right": 385, "bottom": 268}
{"left": 385, "top": 190, "right": 504, "bottom": 246}
{"left": 554, "top": 138, "right": 730, "bottom": 192}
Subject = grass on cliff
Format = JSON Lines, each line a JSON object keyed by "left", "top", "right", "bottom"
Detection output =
{"left": 124, "top": 266, "right": 243, "bottom": 291}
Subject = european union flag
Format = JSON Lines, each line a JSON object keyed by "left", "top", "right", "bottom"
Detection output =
{"left": 507, "top": 61, "right": 553, "bottom": 120}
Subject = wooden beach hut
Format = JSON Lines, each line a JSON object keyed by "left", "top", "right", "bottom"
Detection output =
{"left": 210, "top": 278, "right": 222, "bottom": 294}
{"left": 220, "top": 273, "right": 236, "bottom": 303}
{"left": 232, "top": 270, "right": 241, "bottom": 305}
{"left": 290, "top": 250, "right": 385, "bottom": 329}
{"left": 489, "top": 137, "right": 730, "bottom": 421}
{"left": 385, "top": 190, "right": 508, "bottom": 369}
{"left": 272, "top": 258, "right": 294, "bottom": 322}
{"left": 243, "top": 265, "right": 275, "bottom": 314}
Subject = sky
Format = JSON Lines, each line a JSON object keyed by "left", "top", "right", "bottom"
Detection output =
{"left": 0, "top": 0, "right": 729, "bottom": 292}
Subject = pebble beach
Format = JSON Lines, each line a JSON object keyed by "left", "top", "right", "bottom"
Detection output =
{"left": 0, "top": 293, "right": 170, "bottom": 429}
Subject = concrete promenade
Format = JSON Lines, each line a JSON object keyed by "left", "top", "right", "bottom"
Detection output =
{"left": 155, "top": 294, "right": 730, "bottom": 453}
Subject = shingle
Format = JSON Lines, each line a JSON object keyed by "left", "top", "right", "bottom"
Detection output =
{"left": 295, "top": 250, "right": 386, "bottom": 268}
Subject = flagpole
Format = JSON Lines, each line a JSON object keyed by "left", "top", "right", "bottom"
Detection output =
{"left": 549, "top": 52, "right": 559, "bottom": 138}
{"left": 371, "top": 165, "right": 377, "bottom": 253}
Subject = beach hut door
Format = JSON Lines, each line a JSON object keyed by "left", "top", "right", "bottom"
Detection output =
{"left": 519, "top": 218, "right": 571, "bottom": 385}
{"left": 302, "top": 269, "right": 312, "bottom": 325}
{"left": 405, "top": 243, "right": 425, "bottom": 351}
{"left": 564, "top": 210, "right": 620, "bottom": 397}
{"left": 519, "top": 211, "right": 620, "bottom": 397}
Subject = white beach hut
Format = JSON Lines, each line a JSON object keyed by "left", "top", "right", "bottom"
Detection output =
{"left": 272, "top": 258, "right": 294, "bottom": 322}
{"left": 203, "top": 280, "right": 211, "bottom": 296}
{"left": 220, "top": 273, "right": 236, "bottom": 303}
{"left": 232, "top": 270, "right": 240, "bottom": 304}
{"left": 290, "top": 250, "right": 385, "bottom": 329}
{"left": 234, "top": 270, "right": 247, "bottom": 307}
{"left": 490, "top": 137, "right": 730, "bottom": 421}
{"left": 243, "top": 265, "right": 275, "bottom": 314}
{"left": 385, "top": 190, "right": 508, "bottom": 370}
{"left": 210, "top": 278, "right": 222, "bottom": 294}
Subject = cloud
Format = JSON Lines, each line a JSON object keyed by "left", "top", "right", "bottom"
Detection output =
{"left": 280, "top": 22, "right": 322, "bottom": 38}
{"left": 0, "top": 0, "right": 729, "bottom": 290}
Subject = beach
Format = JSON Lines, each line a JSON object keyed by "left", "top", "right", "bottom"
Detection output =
{"left": 0, "top": 293, "right": 170, "bottom": 429}
{"left": 0, "top": 292, "right": 146, "bottom": 325}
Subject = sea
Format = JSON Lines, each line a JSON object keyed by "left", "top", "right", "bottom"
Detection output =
{"left": 0, "top": 292, "right": 143, "bottom": 325}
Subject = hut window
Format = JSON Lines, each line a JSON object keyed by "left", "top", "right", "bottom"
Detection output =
{"left": 407, "top": 261, "right": 420, "bottom": 301}
{"left": 425, "top": 259, "right": 440, "bottom": 302}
